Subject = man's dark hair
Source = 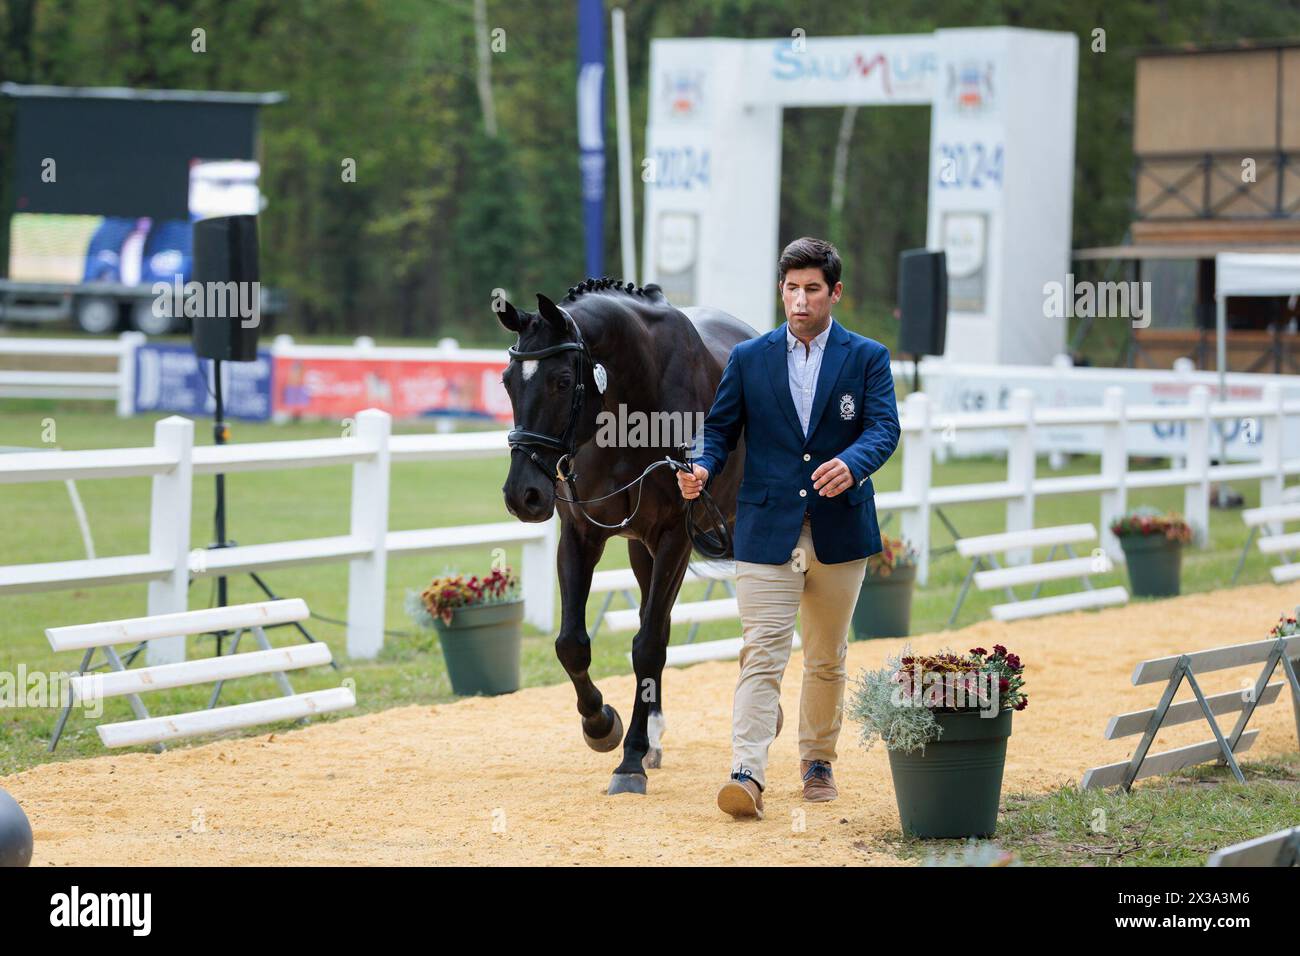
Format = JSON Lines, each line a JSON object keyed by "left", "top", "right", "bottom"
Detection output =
{"left": 778, "top": 236, "right": 842, "bottom": 288}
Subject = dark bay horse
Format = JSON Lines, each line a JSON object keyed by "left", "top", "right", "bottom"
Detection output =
{"left": 497, "top": 278, "right": 756, "bottom": 795}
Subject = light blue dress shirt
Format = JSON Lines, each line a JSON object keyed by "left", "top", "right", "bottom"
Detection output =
{"left": 785, "top": 321, "right": 832, "bottom": 437}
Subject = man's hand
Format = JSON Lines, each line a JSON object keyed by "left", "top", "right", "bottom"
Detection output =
{"left": 811, "top": 457, "right": 853, "bottom": 497}
{"left": 677, "top": 464, "right": 708, "bottom": 499}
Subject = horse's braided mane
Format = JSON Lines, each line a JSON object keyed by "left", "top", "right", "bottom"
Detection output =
{"left": 562, "top": 276, "right": 668, "bottom": 312}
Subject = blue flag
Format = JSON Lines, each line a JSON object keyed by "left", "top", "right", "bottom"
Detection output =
{"left": 577, "top": 0, "right": 605, "bottom": 279}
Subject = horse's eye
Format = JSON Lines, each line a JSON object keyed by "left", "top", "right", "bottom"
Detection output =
{"left": 556, "top": 377, "right": 571, "bottom": 391}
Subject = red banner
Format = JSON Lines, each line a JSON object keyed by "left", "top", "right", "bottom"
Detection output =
{"left": 272, "top": 356, "right": 512, "bottom": 422}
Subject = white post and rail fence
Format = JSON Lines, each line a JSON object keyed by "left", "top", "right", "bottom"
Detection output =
{"left": 0, "top": 409, "right": 558, "bottom": 664}
{"left": 0, "top": 384, "right": 1297, "bottom": 662}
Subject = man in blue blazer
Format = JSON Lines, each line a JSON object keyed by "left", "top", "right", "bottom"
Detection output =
{"left": 678, "top": 237, "right": 901, "bottom": 819}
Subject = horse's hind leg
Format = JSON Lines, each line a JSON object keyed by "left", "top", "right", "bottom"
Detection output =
{"left": 553, "top": 523, "right": 621, "bottom": 750}
{"left": 609, "top": 528, "right": 690, "bottom": 795}
{"left": 628, "top": 538, "right": 665, "bottom": 769}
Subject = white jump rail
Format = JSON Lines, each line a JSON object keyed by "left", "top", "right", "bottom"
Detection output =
{"left": 45, "top": 598, "right": 354, "bottom": 750}
{"left": 948, "top": 523, "right": 1127, "bottom": 625}
{"left": 588, "top": 560, "right": 736, "bottom": 641}
{"left": 603, "top": 590, "right": 802, "bottom": 667}
{"left": 589, "top": 556, "right": 804, "bottom": 666}
{"left": 1082, "top": 623, "right": 1300, "bottom": 791}
{"left": 98, "top": 688, "right": 356, "bottom": 748}
{"left": 1207, "top": 826, "right": 1300, "bottom": 866}
{"left": 0, "top": 331, "right": 143, "bottom": 416}
{"left": 1233, "top": 501, "right": 1300, "bottom": 585}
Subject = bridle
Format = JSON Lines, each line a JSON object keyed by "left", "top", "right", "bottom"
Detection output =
{"left": 505, "top": 317, "right": 596, "bottom": 486}
{"left": 505, "top": 311, "right": 733, "bottom": 558}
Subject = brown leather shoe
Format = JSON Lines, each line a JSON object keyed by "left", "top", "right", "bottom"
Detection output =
{"left": 717, "top": 776, "right": 764, "bottom": 820}
{"left": 801, "top": 760, "right": 838, "bottom": 802}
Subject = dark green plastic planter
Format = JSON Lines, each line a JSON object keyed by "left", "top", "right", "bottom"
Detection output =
{"left": 433, "top": 600, "right": 524, "bottom": 696}
{"left": 1118, "top": 533, "right": 1183, "bottom": 597}
{"left": 887, "top": 708, "right": 1012, "bottom": 839}
{"left": 852, "top": 564, "right": 916, "bottom": 640}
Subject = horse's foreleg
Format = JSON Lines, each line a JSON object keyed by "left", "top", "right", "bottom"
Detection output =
{"left": 553, "top": 523, "right": 619, "bottom": 750}
{"left": 609, "top": 529, "right": 690, "bottom": 796}
{"left": 628, "top": 537, "right": 665, "bottom": 769}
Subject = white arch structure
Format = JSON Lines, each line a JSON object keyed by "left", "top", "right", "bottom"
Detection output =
{"left": 641, "top": 27, "right": 1078, "bottom": 365}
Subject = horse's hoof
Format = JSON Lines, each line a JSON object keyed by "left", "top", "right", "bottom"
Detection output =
{"left": 582, "top": 705, "right": 623, "bottom": 753}
{"left": 607, "top": 773, "right": 648, "bottom": 796}
{"left": 644, "top": 747, "right": 663, "bottom": 769}
{"left": 775, "top": 703, "right": 784, "bottom": 738}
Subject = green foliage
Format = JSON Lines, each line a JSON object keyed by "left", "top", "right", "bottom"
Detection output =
{"left": 847, "top": 644, "right": 943, "bottom": 754}
{"left": 976, "top": 754, "right": 1300, "bottom": 866}
{"left": 849, "top": 642, "right": 1027, "bottom": 752}
{"left": 7, "top": 1, "right": 1300, "bottom": 342}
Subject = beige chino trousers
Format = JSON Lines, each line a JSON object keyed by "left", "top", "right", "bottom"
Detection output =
{"left": 731, "top": 515, "right": 868, "bottom": 789}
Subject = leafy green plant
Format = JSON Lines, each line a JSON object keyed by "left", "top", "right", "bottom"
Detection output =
{"left": 848, "top": 643, "right": 1028, "bottom": 754}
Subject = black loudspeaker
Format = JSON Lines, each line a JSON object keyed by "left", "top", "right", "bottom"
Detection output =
{"left": 897, "top": 249, "right": 948, "bottom": 356}
{"left": 192, "top": 214, "right": 261, "bottom": 362}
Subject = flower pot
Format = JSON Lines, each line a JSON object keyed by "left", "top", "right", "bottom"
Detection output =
{"left": 852, "top": 564, "right": 916, "bottom": 640}
{"left": 1118, "top": 533, "right": 1183, "bottom": 597}
{"left": 887, "top": 708, "right": 1012, "bottom": 839}
{"left": 433, "top": 599, "right": 524, "bottom": 696}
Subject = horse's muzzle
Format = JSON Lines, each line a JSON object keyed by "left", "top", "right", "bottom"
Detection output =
{"left": 503, "top": 482, "right": 555, "bottom": 522}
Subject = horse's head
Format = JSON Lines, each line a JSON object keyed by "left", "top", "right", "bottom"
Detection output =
{"left": 497, "top": 292, "right": 592, "bottom": 522}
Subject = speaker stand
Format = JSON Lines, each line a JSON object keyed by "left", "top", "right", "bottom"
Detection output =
{"left": 202, "top": 358, "right": 337, "bottom": 678}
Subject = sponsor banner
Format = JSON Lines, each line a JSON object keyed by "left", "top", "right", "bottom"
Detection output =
{"left": 754, "top": 35, "right": 939, "bottom": 106}
{"left": 921, "top": 363, "right": 1300, "bottom": 460}
{"left": 272, "top": 356, "right": 511, "bottom": 422}
{"left": 134, "top": 344, "right": 272, "bottom": 421}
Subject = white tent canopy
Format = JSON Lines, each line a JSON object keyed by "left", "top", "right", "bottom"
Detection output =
{"left": 1216, "top": 252, "right": 1300, "bottom": 298}
{"left": 1212, "top": 252, "right": 1300, "bottom": 402}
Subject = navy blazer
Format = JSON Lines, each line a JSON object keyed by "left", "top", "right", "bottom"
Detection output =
{"left": 696, "top": 318, "right": 901, "bottom": 565}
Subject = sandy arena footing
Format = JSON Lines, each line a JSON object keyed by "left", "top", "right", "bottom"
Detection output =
{"left": 5, "top": 581, "right": 1298, "bottom": 865}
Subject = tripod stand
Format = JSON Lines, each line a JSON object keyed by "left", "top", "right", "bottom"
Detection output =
{"left": 201, "top": 358, "right": 339, "bottom": 700}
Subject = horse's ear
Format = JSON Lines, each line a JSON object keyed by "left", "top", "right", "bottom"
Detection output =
{"left": 495, "top": 298, "right": 524, "bottom": 333}
{"left": 536, "top": 293, "right": 567, "bottom": 332}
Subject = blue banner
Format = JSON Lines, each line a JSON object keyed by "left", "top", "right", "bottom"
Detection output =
{"left": 577, "top": 0, "right": 605, "bottom": 279}
{"left": 134, "top": 344, "right": 272, "bottom": 421}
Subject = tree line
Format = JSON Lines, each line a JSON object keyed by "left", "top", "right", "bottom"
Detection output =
{"left": 2, "top": 0, "right": 1297, "bottom": 347}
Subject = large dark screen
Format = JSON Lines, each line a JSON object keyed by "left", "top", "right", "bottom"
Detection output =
{"left": 12, "top": 97, "right": 259, "bottom": 219}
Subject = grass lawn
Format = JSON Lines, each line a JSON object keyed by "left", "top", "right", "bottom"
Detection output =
{"left": 892, "top": 752, "right": 1300, "bottom": 867}
{"left": 0, "top": 398, "right": 1290, "bottom": 775}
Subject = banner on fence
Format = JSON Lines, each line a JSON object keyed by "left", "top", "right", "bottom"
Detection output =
{"left": 270, "top": 356, "right": 511, "bottom": 423}
{"left": 921, "top": 361, "right": 1300, "bottom": 460}
{"left": 134, "top": 344, "right": 272, "bottom": 421}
